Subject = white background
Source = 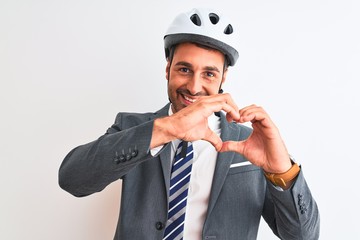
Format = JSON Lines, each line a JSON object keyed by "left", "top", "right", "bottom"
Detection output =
{"left": 1, "top": 0, "right": 359, "bottom": 239}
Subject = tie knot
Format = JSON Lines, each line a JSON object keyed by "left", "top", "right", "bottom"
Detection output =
{"left": 179, "top": 141, "right": 189, "bottom": 158}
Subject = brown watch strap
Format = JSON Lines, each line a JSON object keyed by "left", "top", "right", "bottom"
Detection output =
{"left": 264, "top": 162, "right": 300, "bottom": 188}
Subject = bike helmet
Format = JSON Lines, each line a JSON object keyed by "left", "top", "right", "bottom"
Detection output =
{"left": 164, "top": 8, "right": 239, "bottom": 66}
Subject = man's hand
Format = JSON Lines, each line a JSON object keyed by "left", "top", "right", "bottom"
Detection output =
{"left": 220, "top": 104, "right": 292, "bottom": 173}
{"left": 150, "top": 93, "right": 240, "bottom": 151}
{"left": 151, "top": 95, "right": 291, "bottom": 174}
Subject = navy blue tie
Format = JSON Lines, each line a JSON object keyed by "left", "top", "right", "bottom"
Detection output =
{"left": 163, "top": 141, "right": 194, "bottom": 240}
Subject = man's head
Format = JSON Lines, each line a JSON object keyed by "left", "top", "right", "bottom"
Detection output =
{"left": 166, "top": 42, "right": 228, "bottom": 113}
{"left": 164, "top": 8, "right": 239, "bottom": 113}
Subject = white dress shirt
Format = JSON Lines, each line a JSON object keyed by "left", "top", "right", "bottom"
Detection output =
{"left": 151, "top": 106, "right": 221, "bottom": 239}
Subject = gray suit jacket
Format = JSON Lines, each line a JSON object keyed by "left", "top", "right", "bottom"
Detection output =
{"left": 59, "top": 103, "right": 320, "bottom": 239}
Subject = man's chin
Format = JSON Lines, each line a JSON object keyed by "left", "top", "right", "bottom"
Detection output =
{"left": 171, "top": 103, "right": 188, "bottom": 113}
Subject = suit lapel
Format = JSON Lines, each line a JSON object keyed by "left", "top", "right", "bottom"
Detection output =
{"left": 206, "top": 113, "right": 241, "bottom": 219}
{"left": 148, "top": 103, "right": 172, "bottom": 197}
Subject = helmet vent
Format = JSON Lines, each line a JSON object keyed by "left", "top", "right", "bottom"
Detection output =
{"left": 224, "top": 24, "right": 233, "bottom": 34}
{"left": 190, "top": 14, "right": 202, "bottom": 26}
{"left": 209, "top": 13, "right": 219, "bottom": 24}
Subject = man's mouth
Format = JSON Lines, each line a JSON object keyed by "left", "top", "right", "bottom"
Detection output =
{"left": 182, "top": 94, "right": 197, "bottom": 103}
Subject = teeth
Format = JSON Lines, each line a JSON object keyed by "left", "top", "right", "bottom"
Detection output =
{"left": 184, "top": 95, "right": 196, "bottom": 103}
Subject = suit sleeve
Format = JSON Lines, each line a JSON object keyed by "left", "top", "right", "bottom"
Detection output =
{"left": 58, "top": 113, "right": 156, "bottom": 197}
{"left": 262, "top": 169, "right": 320, "bottom": 239}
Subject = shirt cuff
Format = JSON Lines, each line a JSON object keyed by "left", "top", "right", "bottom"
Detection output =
{"left": 150, "top": 145, "right": 164, "bottom": 157}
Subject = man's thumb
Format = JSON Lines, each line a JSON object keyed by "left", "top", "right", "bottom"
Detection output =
{"left": 220, "top": 140, "right": 245, "bottom": 154}
{"left": 203, "top": 128, "right": 223, "bottom": 152}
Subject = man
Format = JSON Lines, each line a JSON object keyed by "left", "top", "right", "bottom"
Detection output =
{"left": 59, "top": 8, "right": 320, "bottom": 239}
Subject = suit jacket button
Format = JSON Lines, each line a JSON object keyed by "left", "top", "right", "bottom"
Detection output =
{"left": 125, "top": 153, "right": 132, "bottom": 161}
{"left": 155, "top": 221, "right": 164, "bottom": 230}
{"left": 113, "top": 157, "right": 120, "bottom": 164}
{"left": 119, "top": 155, "right": 126, "bottom": 162}
{"left": 131, "top": 149, "right": 138, "bottom": 157}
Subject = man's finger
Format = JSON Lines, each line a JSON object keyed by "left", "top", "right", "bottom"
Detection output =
{"left": 220, "top": 140, "right": 245, "bottom": 154}
{"left": 204, "top": 100, "right": 240, "bottom": 121}
{"left": 197, "top": 94, "right": 240, "bottom": 121}
{"left": 203, "top": 128, "right": 223, "bottom": 152}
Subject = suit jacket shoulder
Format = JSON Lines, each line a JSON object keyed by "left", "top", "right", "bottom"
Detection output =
{"left": 106, "top": 104, "right": 170, "bottom": 135}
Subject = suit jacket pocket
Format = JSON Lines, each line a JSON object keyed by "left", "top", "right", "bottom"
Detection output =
{"left": 227, "top": 163, "right": 261, "bottom": 175}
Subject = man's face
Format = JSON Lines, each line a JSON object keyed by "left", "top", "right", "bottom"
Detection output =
{"left": 166, "top": 42, "right": 227, "bottom": 113}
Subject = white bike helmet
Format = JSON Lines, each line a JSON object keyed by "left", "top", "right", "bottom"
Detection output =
{"left": 164, "top": 8, "right": 239, "bottom": 66}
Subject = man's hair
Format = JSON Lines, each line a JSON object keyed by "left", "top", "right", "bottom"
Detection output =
{"left": 167, "top": 43, "right": 229, "bottom": 71}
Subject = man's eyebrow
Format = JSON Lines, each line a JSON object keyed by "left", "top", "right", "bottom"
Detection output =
{"left": 174, "top": 61, "right": 221, "bottom": 73}
{"left": 174, "top": 61, "right": 193, "bottom": 68}
{"left": 204, "top": 66, "right": 220, "bottom": 73}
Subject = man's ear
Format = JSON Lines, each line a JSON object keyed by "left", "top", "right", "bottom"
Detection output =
{"left": 222, "top": 68, "right": 228, "bottom": 84}
{"left": 165, "top": 61, "right": 170, "bottom": 80}
{"left": 218, "top": 68, "right": 228, "bottom": 93}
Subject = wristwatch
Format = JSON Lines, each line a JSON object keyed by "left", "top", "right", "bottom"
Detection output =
{"left": 264, "top": 156, "right": 300, "bottom": 188}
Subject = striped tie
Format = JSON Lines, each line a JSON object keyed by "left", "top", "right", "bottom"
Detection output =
{"left": 163, "top": 141, "right": 194, "bottom": 240}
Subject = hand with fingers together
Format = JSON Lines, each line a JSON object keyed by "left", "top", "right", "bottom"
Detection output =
{"left": 151, "top": 93, "right": 240, "bottom": 152}
{"left": 220, "top": 104, "right": 292, "bottom": 174}
{"left": 152, "top": 94, "right": 292, "bottom": 174}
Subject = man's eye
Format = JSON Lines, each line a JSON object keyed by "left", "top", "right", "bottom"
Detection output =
{"left": 180, "top": 68, "right": 190, "bottom": 73}
{"left": 206, "top": 72, "right": 215, "bottom": 77}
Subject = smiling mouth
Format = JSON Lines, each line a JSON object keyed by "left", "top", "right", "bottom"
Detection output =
{"left": 182, "top": 94, "right": 197, "bottom": 103}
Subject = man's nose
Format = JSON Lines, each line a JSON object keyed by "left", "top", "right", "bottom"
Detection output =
{"left": 186, "top": 74, "right": 202, "bottom": 95}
